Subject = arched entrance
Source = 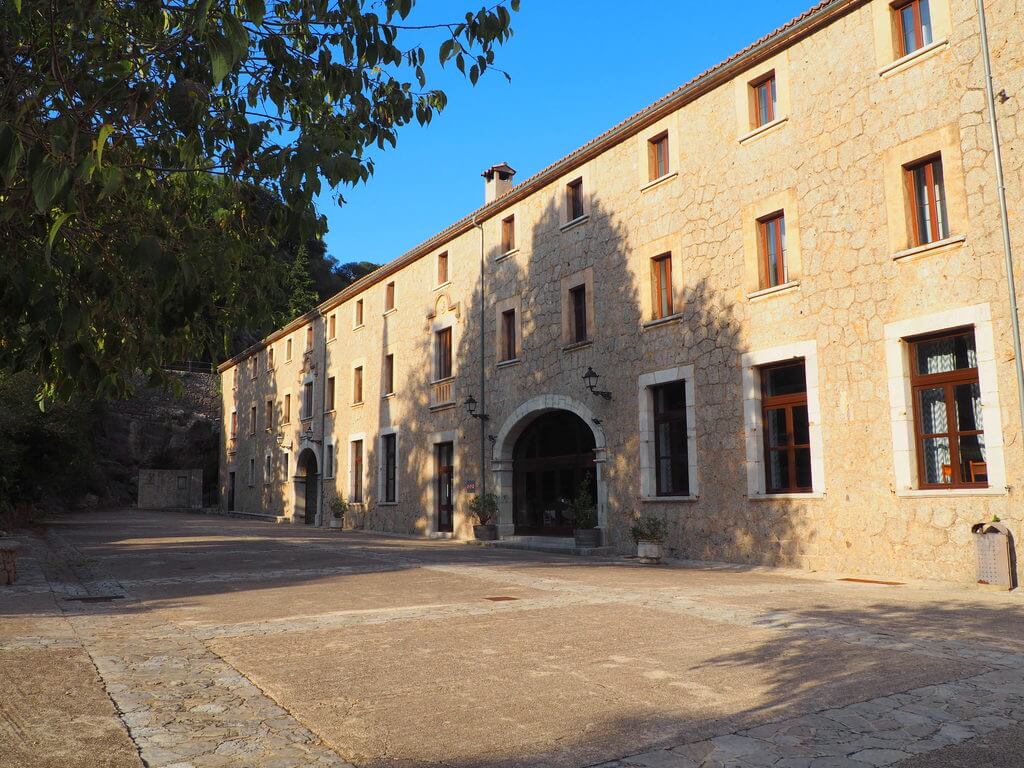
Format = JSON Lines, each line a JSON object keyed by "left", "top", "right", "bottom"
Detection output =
{"left": 295, "top": 448, "right": 319, "bottom": 525}
{"left": 512, "top": 411, "right": 597, "bottom": 535}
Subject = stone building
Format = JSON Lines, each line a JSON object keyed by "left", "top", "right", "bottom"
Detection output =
{"left": 218, "top": 0, "right": 1024, "bottom": 584}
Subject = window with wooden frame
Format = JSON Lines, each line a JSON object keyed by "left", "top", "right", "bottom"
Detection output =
{"left": 652, "top": 381, "right": 689, "bottom": 497}
{"left": 382, "top": 433, "right": 397, "bottom": 503}
{"left": 230, "top": 410, "right": 237, "bottom": 438}
{"left": 232, "top": 366, "right": 239, "bottom": 388}
{"left": 251, "top": 355, "right": 259, "bottom": 379}
{"left": 566, "top": 178, "right": 584, "bottom": 221}
{"left": 283, "top": 393, "right": 291, "bottom": 424}
{"left": 909, "top": 328, "right": 986, "bottom": 488}
{"left": 267, "top": 346, "right": 274, "bottom": 370}
{"left": 383, "top": 353, "right": 394, "bottom": 395}
{"left": 249, "top": 405, "right": 257, "bottom": 435}
{"left": 351, "top": 440, "right": 364, "bottom": 503}
{"left": 325, "top": 444, "right": 334, "bottom": 478}
{"left": 905, "top": 155, "right": 949, "bottom": 247}
{"left": 650, "top": 253, "right": 673, "bottom": 320}
{"left": 751, "top": 71, "right": 777, "bottom": 128}
{"left": 302, "top": 381, "right": 313, "bottom": 419}
{"left": 355, "top": 299, "right": 364, "bottom": 327}
{"left": 285, "top": 338, "right": 292, "bottom": 361}
{"left": 758, "top": 211, "right": 787, "bottom": 289}
{"left": 282, "top": 452, "right": 289, "bottom": 481}
{"left": 265, "top": 398, "right": 273, "bottom": 430}
{"left": 569, "top": 284, "right": 588, "bottom": 343}
{"left": 384, "top": 281, "right": 395, "bottom": 312}
{"left": 328, "top": 313, "right": 336, "bottom": 340}
{"left": 435, "top": 327, "right": 453, "bottom": 380}
{"left": 760, "top": 361, "right": 812, "bottom": 493}
{"left": 264, "top": 454, "right": 272, "bottom": 484}
{"left": 325, "top": 375, "right": 336, "bottom": 411}
{"left": 305, "top": 326, "right": 313, "bottom": 350}
{"left": 894, "top": 0, "right": 933, "bottom": 57}
{"left": 437, "top": 252, "right": 449, "bottom": 286}
{"left": 647, "top": 131, "right": 670, "bottom": 181}
{"left": 501, "top": 215, "right": 516, "bottom": 253}
{"left": 248, "top": 457, "right": 255, "bottom": 486}
{"left": 500, "top": 308, "right": 517, "bottom": 362}
{"left": 352, "top": 366, "right": 363, "bottom": 404}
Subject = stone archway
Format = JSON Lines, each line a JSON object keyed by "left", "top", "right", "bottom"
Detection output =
{"left": 295, "top": 448, "right": 319, "bottom": 525}
{"left": 491, "top": 395, "right": 607, "bottom": 538}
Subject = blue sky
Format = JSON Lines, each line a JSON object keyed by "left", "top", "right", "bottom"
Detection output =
{"left": 316, "top": 0, "right": 814, "bottom": 266}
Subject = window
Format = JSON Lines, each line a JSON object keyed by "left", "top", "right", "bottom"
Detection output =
{"left": 326, "top": 444, "right": 335, "bottom": 479}
{"left": 248, "top": 457, "right": 255, "bottom": 486}
{"left": 570, "top": 284, "right": 587, "bottom": 343}
{"left": 355, "top": 299, "right": 364, "bottom": 327}
{"left": 502, "top": 215, "right": 516, "bottom": 253}
{"left": 751, "top": 72, "right": 776, "bottom": 128}
{"left": 758, "top": 212, "right": 787, "bottom": 289}
{"left": 265, "top": 398, "right": 273, "bottom": 431}
{"left": 652, "top": 381, "right": 689, "bottom": 497}
{"left": 230, "top": 410, "right": 237, "bottom": 438}
{"left": 232, "top": 366, "right": 239, "bottom": 388}
{"left": 251, "top": 355, "right": 259, "bottom": 379}
{"left": 760, "top": 361, "right": 812, "bottom": 494}
{"left": 326, "top": 376, "right": 336, "bottom": 411}
{"left": 435, "top": 327, "right": 452, "bottom": 380}
{"left": 282, "top": 452, "right": 289, "bottom": 480}
{"left": 647, "top": 131, "right": 669, "bottom": 181}
{"left": 267, "top": 346, "right": 274, "bottom": 370}
{"left": 353, "top": 366, "right": 363, "bottom": 404}
{"left": 264, "top": 454, "right": 272, "bottom": 485}
{"left": 906, "top": 156, "right": 949, "bottom": 247}
{"left": 286, "top": 338, "right": 292, "bottom": 361}
{"left": 249, "top": 405, "right": 257, "bottom": 435}
{"left": 328, "top": 313, "right": 336, "bottom": 340}
{"left": 650, "top": 253, "right": 673, "bottom": 320}
{"left": 895, "top": 0, "right": 933, "bottom": 56}
{"left": 283, "top": 393, "right": 291, "bottom": 424}
{"left": 305, "top": 326, "right": 313, "bottom": 351}
{"left": 351, "top": 440, "right": 364, "bottom": 503}
{"left": 437, "top": 252, "right": 449, "bottom": 286}
{"left": 909, "top": 329, "right": 986, "bottom": 488}
{"left": 383, "top": 354, "right": 394, "bottom": 395}
{"left": 302, "top": 381, "right": 313, "bottom": 419}
{"left": 382, "top": 433, "right": 397, "bottom": 503}
{"left": 566, "top": 178, "right": 584, "bottom": 221}
{"left": 384, "top": 281, "right": 395, "bottom": 312}
{"left": 500, "top": 309, "right": 517, "bottom": 362}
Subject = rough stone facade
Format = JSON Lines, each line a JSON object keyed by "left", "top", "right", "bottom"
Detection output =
{"left": 219, "top": 0, "right": 1024, "bottom": 584}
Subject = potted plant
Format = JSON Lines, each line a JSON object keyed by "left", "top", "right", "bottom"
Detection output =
{"left": 328, "top": 497, "right": 348, "bottom": 530}
{"left": 630, "top": 516, "right": 667, "bottom": 564}
{"left": 468, "top": 492, "right": 499, "bottom": 540}
{"left": 569, "top": 477, "right": 600, "bottom": 548}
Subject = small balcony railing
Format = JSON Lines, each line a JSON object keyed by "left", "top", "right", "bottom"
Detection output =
{"left": 430, "top": 376, "right": 455, "bottom": 409}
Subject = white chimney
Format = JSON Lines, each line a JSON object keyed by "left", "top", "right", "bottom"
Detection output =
{"left": 482, "top": 163, "right": 516, "bottom": 203}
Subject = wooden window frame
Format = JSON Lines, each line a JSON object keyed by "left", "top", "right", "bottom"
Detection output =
{"left": 751, "top": 71, "right": 776, "bottom": 129}
{"left": 328, "top": 314, "right": 336, "bottom": 340}
{"left": 249, "top": 405, "right": 257, "bottom": 435}
{"left": 283, "top": 393, "right": 291, "bottom": 424}
{"left": 647, "top": 131, "right": 670, "bottom": 181}
{"left": 905, "top": 154, "right": 948, "bottom": 247}
{"left": 437, "top": 252, "right": 449, "bottom": 286}
{"left": 302, "top": 381, "right": 313, "bottom": 420}
{"left": 305, "top": 326, "right": 313, "bottom": 351}
{"left": 285, "top": 338, "right": 292, "bottom": 361}
{"left": 384, "top": 281, "right": 395, "bottom": 312}
{"left": 652, "top": 381, "right": 689, "bottom": 497}
{"left": 500, "top": 308, "right": 517, "bottom": 362}
{"left": 435, "top": 327, "right": 453, "bottom": 380}
{"left": 267, "top": 346, "right": 274, "bottom": 370}
{"left": 326, "top": 375, "right": 336, "bottom": 412}
{"left": 760, "top": 361, "right": 812, "bottom": 494}
{"left": 569, "top": 284, "right": 588, "bottom": 343}
{"left": 251, "top": 355, "right": 259, "bottom": 379}
{"left": 383, "top": 353, "right": 394, "bottom": 396}
{"left": 908, "top": 328, "right": 986, "bottom": 489}
{"left": 230, "top": 410, "right": 237, "bottom": 438}
{"left": 265, "top": 398, "right": 273, "bottom": 431}
{"left": 894, "top": 0, "right": 932, "bottom": 57}
{"left": 382, "top": 433, "right": 397, "bottom": 503}
{"left": 355, "top": 299, "right": 364, "bottom": 327}
{"left": 650, "top": 252, "right": 673, "bottom": 320}
{"left": 758, "top": 211, "right": 787, "bottom": 289}
{"left": 501, "top": 215, "right": 516, "bottom": 253}
{"left": 351, "top": 440, "right": 364, "bottom": 503}
{"left": 352, "top": 366, "right": 363, "bottom": 404}
{"left": 566, "top": 178, "right": 584, "bottom": 222}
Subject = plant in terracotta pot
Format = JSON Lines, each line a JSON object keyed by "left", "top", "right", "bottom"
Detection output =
{"left": 328, "top": 497, "right": 348, "bottom": 529}
{"left": 630, "top": 515, "right": 667, "bottom": 564}
{"left": 468, "top": 492, "right": 499, "bottom": 540}
{"left": 568, "top": 477, "right": 600, "bottom": 548}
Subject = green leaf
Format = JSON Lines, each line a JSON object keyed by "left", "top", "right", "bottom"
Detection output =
{"left": 45, "top": 212, "right": 74, "bottom": 260}
{"left": 242, "top": 0, "right": 265, "bottom": 24}
{"left": 94, "top": 124, "right": 114, "bottom": 168}
{"left": 209, "top": 34, "right": 233, "bottom": 85}
{"left": 0, "top": 124, "right": 23, "bottom": 185}
{"left": 98, "top": 165, "right": 124, "bottom": 200}
{"left": 32, "top": 161, "right": 69, "bottom": 213}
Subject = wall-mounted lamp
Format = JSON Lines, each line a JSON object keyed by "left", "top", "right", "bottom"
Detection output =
{"left": 275, "top": 432, "right": 285, "bottom": 446}
{"left": 301, "top": 424, "right": 322, "bottom": 445}
{"left": 582, "top": 366, "right": 613, "bottom": 401}
{"left": 464, "top": 395, "right": 490, "bottom": 421}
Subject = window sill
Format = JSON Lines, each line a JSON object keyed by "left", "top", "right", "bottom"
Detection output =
{"left": 879, "top": 38, "right": 949, "bottom": 78}
{"left": 640, "top": 495, "right": 698, "bottom": 503}
{"left": 643, "top": 313, "right": 683, "bottom": 330}
{"left": 353, "top": 324, "right": 365, "bottom": 331}
{"left": 749, "top": 492, "right": 825, "bottom": 501}
{"left": 641, "top": 171, "right": 678, "bottom": 192}
{"left": 382, "top": 392, "right": 395, "bottom": 400}
{"left": 496, "top": 248, "right": 520, "bottom": 262}
{"left": 892, "top": 234, "right": 966, "bottom": 263}
{"left": 383, "top": 308, "right": 397, "bottom": 317}
{"left": 747, "top": 280, "right": 800, "bottom": 301}
{"left": 429, "top": 402, "right": 456, "bottom": 413}
{"left": 433, "top": 281, "right": 452, "bottom": 292}
{"left": 300, "top": 417, "right": 313, "bottom": 424}
{"left": 738, "top": 116, "right": 789, "bottom": 145}
{"left": 562, "top": 339, "right": 593, "bottom": 353}
{"left": 895, "top": 487, "right": 1007, "bottom": 498}
{"left": 379, "top": 501, "right": 399, "bottom": 507}
{"left": 496, "top": 358, "right": 521, "bottom": 369}
{"left": 326, "top": 337, "right": 335, "bottom": 345}
{"left": 324, "top": 409, "right": 336, "bottom": 415}
{"left": 560, "top": 214, "right": 589, "bottom": 233}
{"left": 351, "top": 401, "right": 364, "bottom": 408}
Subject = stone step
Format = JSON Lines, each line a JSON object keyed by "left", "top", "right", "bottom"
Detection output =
{"left": 479, "top": 536, "right": 615, "bottom": 557}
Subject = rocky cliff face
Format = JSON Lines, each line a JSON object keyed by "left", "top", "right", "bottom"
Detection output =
{"left": 92, "top": 372, "right": 221, "bottom": 506}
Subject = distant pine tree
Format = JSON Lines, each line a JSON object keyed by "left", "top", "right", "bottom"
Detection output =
{"left": 286, "top": 245, "right": 320, "bottom": 320}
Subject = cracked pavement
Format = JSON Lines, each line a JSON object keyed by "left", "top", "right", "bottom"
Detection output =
{"left": 2, "top": 509, "right": 1024, "bottom": 767}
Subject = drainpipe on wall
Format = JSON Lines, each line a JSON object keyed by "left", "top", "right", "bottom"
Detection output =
{"left": 472, "top": 215, "right": 487, "bottom": 497}
{"left": 977, "top": 0, "right": 1024, "bottom": 453}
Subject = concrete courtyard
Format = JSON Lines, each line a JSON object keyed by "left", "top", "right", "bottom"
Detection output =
{"left": 3, "top": 511, "right": 1024, "bottom": 767}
